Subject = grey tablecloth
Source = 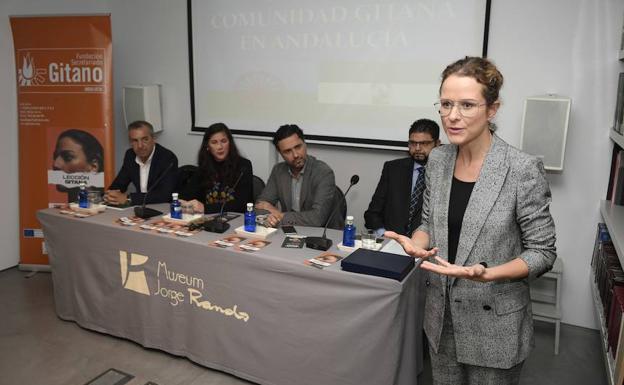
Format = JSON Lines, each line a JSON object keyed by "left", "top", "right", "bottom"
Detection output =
{"left": 38, "top": 206, "right": 424, "bottom": 385}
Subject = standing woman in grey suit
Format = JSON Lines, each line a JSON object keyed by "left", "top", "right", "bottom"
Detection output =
{"left": 386, "top": 56, "right": 556, "bottom": 384}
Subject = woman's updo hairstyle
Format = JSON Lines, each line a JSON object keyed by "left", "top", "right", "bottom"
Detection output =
{"left": 440, "top": 56, "right": 503, "bottom": 106}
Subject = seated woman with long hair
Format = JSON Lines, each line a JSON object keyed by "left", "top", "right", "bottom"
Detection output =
{"left": 181, "top": 123, "right": 253, "bottom": 214}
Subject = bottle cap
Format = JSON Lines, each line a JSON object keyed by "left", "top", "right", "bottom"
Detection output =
{"left": 247, "top": 203, "right": 254, "bottom": 208}
{"left": 172, "top": 193, "right": 179, "bottom": 199}
{"left": 346, "top": 215, "right": 354, "bottom": 221}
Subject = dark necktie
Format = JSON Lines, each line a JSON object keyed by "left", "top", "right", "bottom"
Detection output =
{"left": 407, "top": 167, "right": 426, "bottom": 234}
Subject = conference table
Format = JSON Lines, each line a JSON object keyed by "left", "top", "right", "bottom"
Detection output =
{"left": 38, "top": 205, "right": 425, "bottom": 385}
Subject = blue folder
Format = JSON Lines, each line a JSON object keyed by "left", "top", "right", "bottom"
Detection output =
{"left": 341, "top": 248, "right": 415, "bottom": 281}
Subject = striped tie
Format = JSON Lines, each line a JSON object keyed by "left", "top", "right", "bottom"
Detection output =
{"left": 407, "top": 167, "right": 426, "bottom": 234}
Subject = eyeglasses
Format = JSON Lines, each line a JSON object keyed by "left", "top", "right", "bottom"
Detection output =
{"left": 408, "top": 140, "right": 435, "bottom": 148}
{"left": 434, "top": 99, "right": 487, "bottom": 118}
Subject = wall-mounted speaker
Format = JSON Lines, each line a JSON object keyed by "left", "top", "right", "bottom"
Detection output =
{"left": 520, "top": 95, "right": 571, "bottom": 172}
{"left": 122, "top": 85, "right": 163, "bottom": 133}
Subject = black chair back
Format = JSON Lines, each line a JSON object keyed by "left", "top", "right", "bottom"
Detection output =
{"left": 176, "top": 165, "right": 198, "bottom": 197}
{"left": 329, "top": 185, "right": 347, "bottom": 230}
{"left": 252, "top": 175, "right": 266, "bottom": 202}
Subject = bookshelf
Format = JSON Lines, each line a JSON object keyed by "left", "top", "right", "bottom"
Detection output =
{"left": 601, "top": 14, "right": 624, "bottom": 380}
{"left": 598, "top": 200, "right": 624, "bottom": 384}
{"left": 611, "top": 130, "right": 624, "bottom": 150}
{"left": 591, "top": 277, "right": 616, "bottom": 385}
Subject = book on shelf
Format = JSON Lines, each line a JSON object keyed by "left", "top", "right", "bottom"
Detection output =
{"left": 608, "top": 286, "right": 624, "bottom": 359}
{"left": 597, "top": 250, "right": 624, "bottom": 322}
{"left": 611, "top": 287, "right": 624, "bottom": 385}
{"left": 608, "top": 148, "right": 624, "bottom": 202}
{"left": 592, "top": 223, "right": 624, "bottom": 325}
{"left": 614, "top": 73, "right": 624, "bottom": 135}
{"left": 592, "top": 223, "right": 611, "bottom": 269}
{"left": 612, "top": 150, "right": 624, "bottom": 205}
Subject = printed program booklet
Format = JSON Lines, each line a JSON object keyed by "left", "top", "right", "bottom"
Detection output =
{"left": 304, "top": 252, "right": 343, "bottom": 269}
{"left": 281, "top": 235, "right": 305, "bottom": 248}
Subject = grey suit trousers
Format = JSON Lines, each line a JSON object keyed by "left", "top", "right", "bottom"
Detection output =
{"left": 430, "top": 297, "right": 524, "bottom": 385}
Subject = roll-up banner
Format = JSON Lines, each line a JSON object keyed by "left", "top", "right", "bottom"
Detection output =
{"left": 10, "top": 15, "right": 114, "bottom": 268}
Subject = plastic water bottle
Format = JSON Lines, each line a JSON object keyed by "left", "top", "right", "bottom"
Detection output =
{"left": 244, "top": 203, "right": 256, "bottom": 232}
{"left": 343, "top": 215, "right": 356, "bottom": 247}
{"left": 170, "top": 193, "right": 182, "bottom": 219}
{"left": 78, "top": 182, "right": 89, "bottom": 208}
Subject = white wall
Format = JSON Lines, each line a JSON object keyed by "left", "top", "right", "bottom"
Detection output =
{"left": 488, "top": 0, "right": 623, "bottom": 329}
{"left": 1, "top": 0, "right": 621, "bottom": 328}
{"left": 0, "top": 1, "right": 21, "bottom": 270}
{"left": 108, "top": 0, "right": 192, "bottom": 167}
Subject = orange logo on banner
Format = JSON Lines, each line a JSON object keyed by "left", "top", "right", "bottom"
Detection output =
{"left": 16, "top": 49, "right": 107, "bottom": 93}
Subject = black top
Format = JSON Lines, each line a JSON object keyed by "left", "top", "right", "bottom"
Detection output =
{"left": 181, "top": 157, "right": 253, "bottom": 214}
{"left": 447, "top": 176, "right": 475, "bottom": 264}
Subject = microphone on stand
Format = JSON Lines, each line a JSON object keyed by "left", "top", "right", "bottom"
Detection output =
{"left": 305, "top": 175, "right": 359, "bottom": 251}
{"left": 134, "top": 162, "right": 175, "bottom": 219}
{"left": 203, "top": 171, "right": 245, "bottom": 233}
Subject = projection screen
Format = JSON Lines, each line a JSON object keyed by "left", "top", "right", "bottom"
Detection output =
{"left": 189, "top": 0, "right": 489, "bottom": 148}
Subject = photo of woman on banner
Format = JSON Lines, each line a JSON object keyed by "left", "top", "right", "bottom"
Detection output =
{"left": 48, "top": 128, "right": 105, "bottom": 204}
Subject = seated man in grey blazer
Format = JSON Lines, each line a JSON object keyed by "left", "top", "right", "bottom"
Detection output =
{"left": 256, "top": 125, "right": 338, "bottom": 229}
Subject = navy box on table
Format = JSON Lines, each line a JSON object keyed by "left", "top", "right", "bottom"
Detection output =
{"left": 341, "top": 248, "right": 416, "bottom": 281}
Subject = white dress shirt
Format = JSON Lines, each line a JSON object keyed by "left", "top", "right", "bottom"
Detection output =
{"left": 135, "top": 146, "right": 155, "bottom": 193}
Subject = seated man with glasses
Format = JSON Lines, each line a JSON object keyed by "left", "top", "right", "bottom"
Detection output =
{"left": 364, "top": 119, "right": 440, "bottom": 236}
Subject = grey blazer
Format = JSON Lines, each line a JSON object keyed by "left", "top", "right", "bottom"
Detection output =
{"left": 418, "top": 134, "right": 556, "bottom": 369}
{"left": 256, "top": 155, "right": 340, "bottom": 228}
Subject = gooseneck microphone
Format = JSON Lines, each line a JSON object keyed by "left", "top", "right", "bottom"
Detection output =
{"left": 203, "top": 171, "right": 245, "bottom": 233}
{"left": 134, "top": 162, "right": 175, "bottom": 219}
{"left": 305, "top": 174, "right": 359, "bottom": 251}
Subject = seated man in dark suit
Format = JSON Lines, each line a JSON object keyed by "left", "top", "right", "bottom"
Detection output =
{"left": 364, "top": 119, "right": 440, "bottom": 236}
{"left": 256, "top": 124, "right": 339, "bottom": 228}
{"left": 104, "top": 120, "right": 178, "bottom": 206}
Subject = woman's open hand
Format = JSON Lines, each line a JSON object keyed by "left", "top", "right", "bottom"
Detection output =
{"left": 420, "top": 257, "right": 488, "bottom": 282}
{"left": 383, "top": 231, "right": 438, "bottom": 259}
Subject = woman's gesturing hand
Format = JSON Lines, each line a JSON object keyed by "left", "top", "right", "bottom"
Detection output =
{"left": 383, "top": 231, "right": 438, "bottom": 259}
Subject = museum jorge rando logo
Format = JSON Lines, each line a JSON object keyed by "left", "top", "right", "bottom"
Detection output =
{"left": 17, "top": 49, "right": 106, "bottom": 92}
{"left": 119, "top": 250, "right": 250, "bottom": 322}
